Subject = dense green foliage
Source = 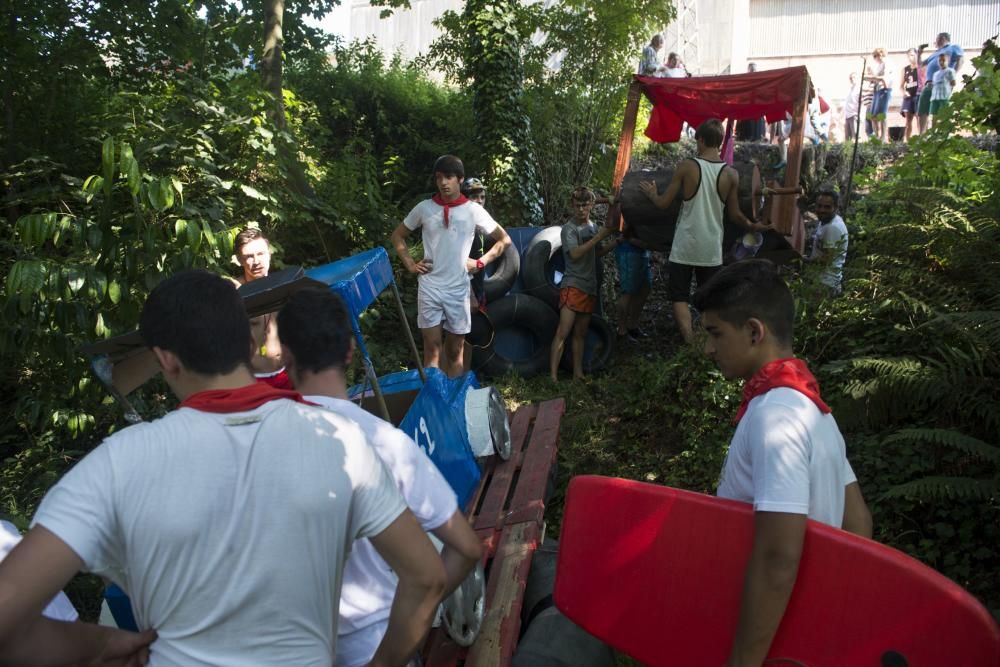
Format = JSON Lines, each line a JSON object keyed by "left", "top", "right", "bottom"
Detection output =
{"left": 0, "top": 4, "right": 472, "bottom": 533}
{"left": 429, "top": 0, "right": 674, "bottom": 224}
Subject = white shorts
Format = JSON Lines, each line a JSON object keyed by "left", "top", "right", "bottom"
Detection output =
{"left": 417, "top": 285, "right": 471, "bottom": 335}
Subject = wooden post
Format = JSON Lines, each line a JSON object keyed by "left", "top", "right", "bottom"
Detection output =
{"left": 606, "top": 79, "right": 644, "bottom": 231}
{"left": 775, "top": 74, "right": 810, "bottom": 238}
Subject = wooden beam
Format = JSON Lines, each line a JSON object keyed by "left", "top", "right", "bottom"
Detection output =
{"left": 775, "top": 74, "right": 810, "bottom": 237}
{"left": 606, "top": 79, "right": 644, "bottom": 231}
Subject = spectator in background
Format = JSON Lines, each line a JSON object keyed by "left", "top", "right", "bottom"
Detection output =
{"left": 864, "top": 47, "right": 892, "bottom": 142}
{"left": 550, "top": 187, "right": 617, "bottom": 382}
{"left": 736, "top": 63, "right": 768, "bottom": 142}
{"left": 930, "top": 52, "right": 957, "bottom": 128}
{"left": 807, "top": 191, "right": 849, "bottom": 296}
{"left": 900, "top": 48, "right": 921, "bottom": 140}
{"left": 639, "top": 34, "right": 664, "bottom": 76}
{"left": 664, "top": 52, "right": 688, "bottom": 78}
{"left": 615, "top": 222, "right": 653, "bottom": 343}
{"left": 461, "top": 177, "right": 489, "bottom": 373}
{"left": 843, "top": 72, "right": 861, "bottom": 142}
{"left": 918, "top": 33, "right": 964, "bottom": 133}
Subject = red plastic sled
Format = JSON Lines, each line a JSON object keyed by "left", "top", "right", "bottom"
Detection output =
{"left": 554, "top": 475, "right": 1000, "bottom": 667}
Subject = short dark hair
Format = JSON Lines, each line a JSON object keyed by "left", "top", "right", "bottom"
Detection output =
{"left": 695, "top": 119, "right": 725, "bottom": 148}
{"left": 571, "top": 186, "right": 595, "bottom": 204}
{"left": 691, "top": 260, "right": 795, "bottom": 347}
{"left": 815, "top": 190, "right": 839, "bottom": 207}
{"left": 235, "top": 228, "right": 268, "bottom": 255}
{"left": 139, "top": 270, "right": 251, "bottom": 375}
{"left": 277, "top": 287, "right": 353, "bottom": 375}
{"left": 938, "top": 32, "right": 950, "bottom": 43}
{"left": 433, "top": 155, "right": 465, "bottom": 181}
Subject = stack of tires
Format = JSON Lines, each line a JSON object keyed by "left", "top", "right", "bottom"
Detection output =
{"left": 469, "top": 228, "right": 615, "bottom": 379}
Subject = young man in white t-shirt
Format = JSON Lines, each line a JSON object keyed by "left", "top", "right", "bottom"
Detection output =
{"left": 807, "top": 191, "right": 849, "bottom": 295}
{"left": 277, "top": 287, "right": 482, "bottom": 667}
{"left": 0, "top": 521, "right": 78, "bottom": 624}
{"left": 0, "top": 270, "right": 446, "bottom": 666}
{"left": 390, "top": 155, "right": 512, "bottom": 377}
{"left": 691, "top": 260, "right": 872, "bottom": 667}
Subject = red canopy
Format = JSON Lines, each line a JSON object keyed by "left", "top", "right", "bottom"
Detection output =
{"left": 639, "top": 66, "right": 811, "bottom": 143}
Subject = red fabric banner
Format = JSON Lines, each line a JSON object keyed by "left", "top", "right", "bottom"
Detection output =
{"left": 639, "top": 66, "right": 810, "bottom": 143}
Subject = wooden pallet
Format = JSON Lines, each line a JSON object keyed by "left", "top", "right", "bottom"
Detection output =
{"left": 423, "top": 398, "right": 565, "bottom": 667}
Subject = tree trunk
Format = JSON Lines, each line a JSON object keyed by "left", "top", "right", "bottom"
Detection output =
{"left": 261, "top": 0, "right": 343, "bottom": 260}
{"left": 261, "top": 0, "right": 286, "bottom": 130}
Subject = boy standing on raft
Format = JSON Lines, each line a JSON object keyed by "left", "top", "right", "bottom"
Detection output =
{"left": 391, "top": 155, "right": 511, "bottom": 377}
{"left": 549, "top": 186, "right": 618, "bottom": 382}
{"left": 692, "top": 260, "right": 872, "bottom": 667}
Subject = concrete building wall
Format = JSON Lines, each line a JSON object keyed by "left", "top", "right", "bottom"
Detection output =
{"left": 347, "top": 0, "right": 460, "bottom": 62}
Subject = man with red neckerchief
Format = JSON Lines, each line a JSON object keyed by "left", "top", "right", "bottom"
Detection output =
{"left": 691, "top": 260, "right": 873, "bottom": 667}
{"left": 0, "top": 270, "right": 446, "bottom": 666}
{"left": 390, "top": 155, "right": 512, "bottom": 377}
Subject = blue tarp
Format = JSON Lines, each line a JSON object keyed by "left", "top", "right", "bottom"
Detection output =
{"left": 352, "top": 368, "right": 482, "bottom": 507}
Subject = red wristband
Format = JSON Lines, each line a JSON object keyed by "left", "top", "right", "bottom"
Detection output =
{"left": 475, "top": 259, "right": 485, "bottom": 270}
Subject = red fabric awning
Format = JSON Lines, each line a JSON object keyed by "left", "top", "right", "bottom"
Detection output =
{"left": 639, "top": 66, "right": 811, "bottom": 143}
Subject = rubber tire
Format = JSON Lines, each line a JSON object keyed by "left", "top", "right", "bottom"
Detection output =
{"left": 471, "top": 294, "right": 558, "bottom": 378}
{"left": 482, "top": 238, "right": 520, "bottom": 304}
{"left": 559, "top": 314, "right": 615, "bottom": 374}
{"left": 521, "top": 226, "right": 564, "bottom": 310}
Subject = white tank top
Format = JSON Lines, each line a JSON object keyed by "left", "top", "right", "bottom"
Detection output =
{"left": 670, "top": 157, "right": 727, "bottom": 267}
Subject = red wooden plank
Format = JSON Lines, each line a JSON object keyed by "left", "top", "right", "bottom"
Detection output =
{"left": 425, "top": 401, "right": 562, "bottom": 667}
{"left": 466, "top": 521, "right": 541, "bottom": 667}
{"left": 473, "top": 405, "right": 537, "bottom": 532}
{"left": 505, "top": 399, "right": 564, "bottom": 525}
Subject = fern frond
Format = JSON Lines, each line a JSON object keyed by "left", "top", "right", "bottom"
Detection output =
{"left": 883, "top": 428, "right": 1000, "bottom": 464}
{"left": 882, "top": 476, "right": 1000, "bottom": 501}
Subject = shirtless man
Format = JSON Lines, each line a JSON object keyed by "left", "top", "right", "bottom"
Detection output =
{"left": 233, "top": 228, "right": 291, "bottom": 389}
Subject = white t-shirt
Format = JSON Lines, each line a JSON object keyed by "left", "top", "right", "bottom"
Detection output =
{"left": 664, "top": 66, "right": 688, "bottom": 78}
{"left": 305, "top": 396, "right": 458, "bottom": 667}
{"left": 844, "top": 84, "right": 861, "bottom": 119}
{"left": 32, "top": 399, "right": 406, "bottom": 667}
{"left": 0, "top": 520, "right": 79, "bottom": 622}
{"left": 717, "top": 388, "right": 857, "bottom": 528}
{"left": 810, "top": 214, "right": 849, "bottom": 290}
{"left": 403, "top": 199, "right": 499, "bottom": 294}
{"left": 931, "top": 68, "right": 956, "bottom": 101}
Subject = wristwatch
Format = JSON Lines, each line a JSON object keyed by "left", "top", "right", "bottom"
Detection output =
{"left": 475, "top": 259, "right": 485, "bottom": 271}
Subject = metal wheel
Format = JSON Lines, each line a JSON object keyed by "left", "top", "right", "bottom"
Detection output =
{"left": 487, "top": 387, "right": 512, "bottom": 460}
{"left": 442, "top": 561, "right": 486, "bottom": 646}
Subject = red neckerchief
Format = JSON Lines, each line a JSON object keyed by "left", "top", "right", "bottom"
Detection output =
{"left": 733, "top": 358, "right": 831, "bottom": 424}
{"left": 431, "top": 193, "right": 469, "bottom": 228}
{"left": 179, "top": 382, "right": 314, "bottom": 413}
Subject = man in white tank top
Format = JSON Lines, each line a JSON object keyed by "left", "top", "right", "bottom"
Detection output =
{"left": 640, "top": 119, "right": 770, "bottom": 342}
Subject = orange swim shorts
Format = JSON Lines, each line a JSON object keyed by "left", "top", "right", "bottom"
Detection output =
{"left": 559, "top": 286, "right": 596, "bottom": 314}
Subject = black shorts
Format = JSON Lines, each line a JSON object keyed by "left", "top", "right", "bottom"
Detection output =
{"left": 667, "top": 262, "right": 721, "bottom": 302}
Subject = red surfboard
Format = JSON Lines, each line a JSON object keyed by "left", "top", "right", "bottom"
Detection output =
{"left": 554, "top": 475, "right": 1000, "bottom": 667}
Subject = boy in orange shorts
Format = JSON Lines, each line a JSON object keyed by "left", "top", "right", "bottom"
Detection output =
{"left": 549, "top": 187, "right": 618, "bottom": 381}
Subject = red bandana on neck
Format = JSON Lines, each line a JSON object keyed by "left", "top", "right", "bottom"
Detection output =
{"left": 733, "top": 357, "right": 831, "bottom": 424}
{"left": 431, "top": 193, "right": 469, "bottom": 228}
{"left": 179, "top": 382, "right": 314, "bottom": 413}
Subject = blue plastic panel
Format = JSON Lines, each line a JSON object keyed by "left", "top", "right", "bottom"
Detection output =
{"left": 104, "top": 584, "right": 138, "bottom": 631}
{"left": 348, "top": 368, "right": 424, "bottom": 400}
{"left": 398, "top": 369, "right": 481, "bottom": 507}
{"left": 305, "top": 247, "right": 394, "bottom": 319}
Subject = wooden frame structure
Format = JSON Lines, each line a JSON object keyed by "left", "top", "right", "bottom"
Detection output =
{"left": 606, "top": 69, "right": 813, "bottom": 238}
